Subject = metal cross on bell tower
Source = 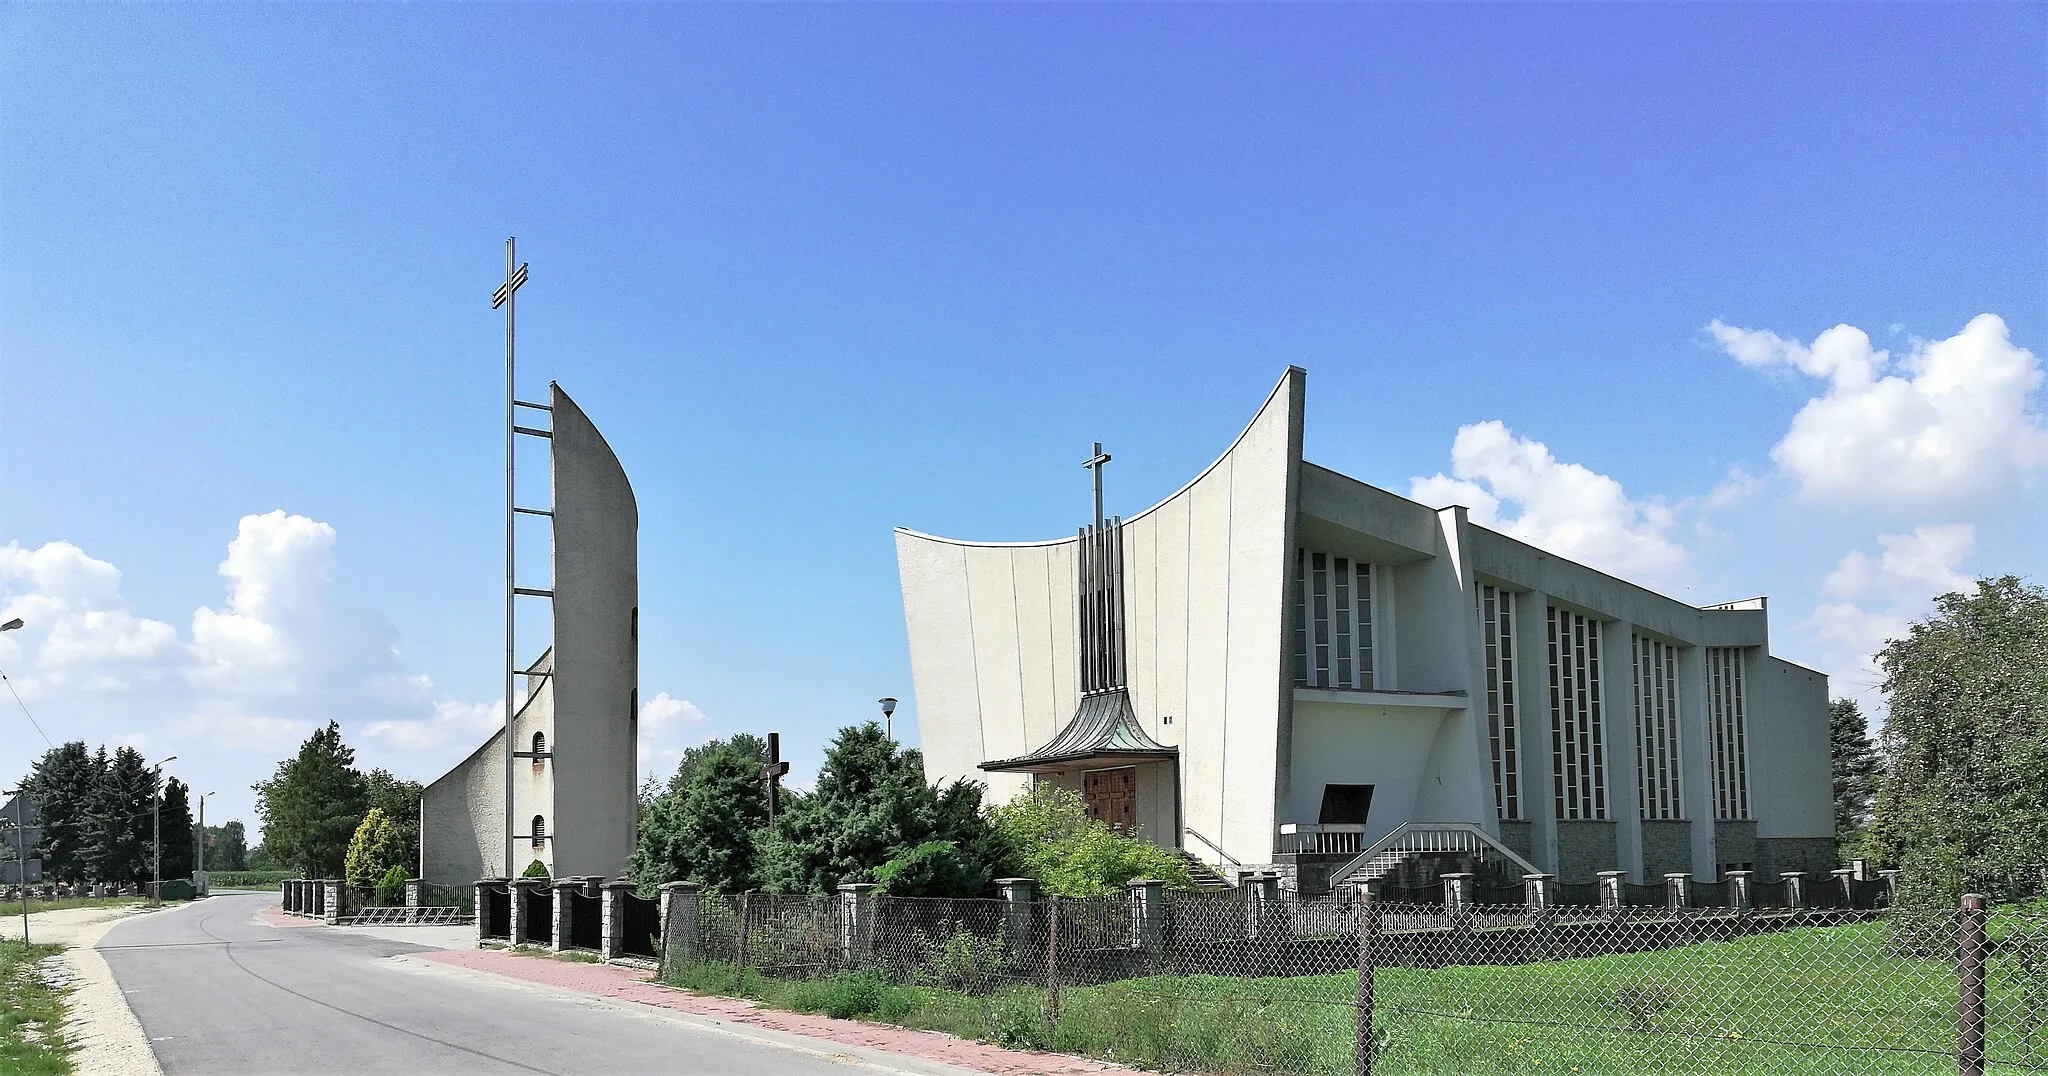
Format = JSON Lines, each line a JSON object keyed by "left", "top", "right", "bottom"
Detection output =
{"left": 1082, "top": 442, "right": 1112, "bottom": 530}
{"left": 493, "top": 238, "right": 529, "bottom": 880}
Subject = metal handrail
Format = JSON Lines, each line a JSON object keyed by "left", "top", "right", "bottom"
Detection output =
{"left": 1329, "top": 821, "right": 1542, "bottom": 886}
{"left": 1183, "top": 827, "right": 1243, "bottom": 868}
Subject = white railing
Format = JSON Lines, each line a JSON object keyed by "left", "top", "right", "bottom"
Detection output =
{"left": 1277, "top": 822, "right": 1368, "bottom": 855}
{"left": 1329, "top": 822, "right": 1542, "bottom": 887}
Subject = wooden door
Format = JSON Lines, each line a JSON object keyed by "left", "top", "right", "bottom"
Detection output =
{"left": 1084, "top": 768, "right": 1137, "bottom": 832}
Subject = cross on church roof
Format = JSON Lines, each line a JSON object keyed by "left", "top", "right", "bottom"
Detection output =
{"left": 1082, "top": 442, "right": 1111, "bottom": 530}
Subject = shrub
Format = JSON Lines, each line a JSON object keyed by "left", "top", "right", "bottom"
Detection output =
{"left": 989, "top": 784, "right": 1195, "bottom": 896}
{"left": 522, "top": 859, "right": 551, "bottom": 879}
{"left": 374, "top": 864, "right": 408, "bottom": 907}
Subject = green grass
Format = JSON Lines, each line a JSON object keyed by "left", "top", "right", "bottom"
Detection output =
{"left": 662, "top": 922, "right": 2048, "bottom": 1075}
{"left": 0, "top": 897, "right": 144, "bottom": 915}
{"left": 505, "top": 945, "right": 606, "bottom": 964}
{"left": 0, "top": 940, "right": 72, "bottom": 1075}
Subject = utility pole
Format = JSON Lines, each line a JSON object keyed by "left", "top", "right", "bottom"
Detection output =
{"left": 6, "top": 790, "right": 28, "bottom": 945}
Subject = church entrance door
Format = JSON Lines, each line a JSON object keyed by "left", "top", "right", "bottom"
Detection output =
{"left": 1084, "top": 767, "right": 1136, "bottom": 832}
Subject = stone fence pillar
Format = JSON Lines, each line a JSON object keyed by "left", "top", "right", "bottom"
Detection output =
{"left": 1831, "top": 868, "right": 1857, "bottom": 908}
{"left": 1523, "top": 873, "right": 1554, "bottom": 913}
{"left": 600, "top": 882, "right": 635, "bottom": 962}
{"left": 282, "top": 880, "right": 296, "bottom": 914}
{"left": 322, "top": 879, "right": 342, "bottom": 925}
{"left": 1598, "top": 870, "right": 1627, "bottom": 918}
{"left": 1127, "top": 878, "right": 1165, "bottom": 955}
{"left": 552, "top": 880, "right": 579, "bottom": 950}
{"left": 658, "top": 881, "right": 702, "bottom": 969}
{"left": 509, "top": 878, "right": 545, "bottom": 944}
{"left": 1246, "top": 872, "right": 1282, "bottom": 940}
{"left": 1441, "top": 872, "right": 1474, "bottom": 910}
{"left": 405, "top": 879, "right": 426, "bottom": 923}
{"left": 474, "top": 879, "right": 504, "bottom": 947}
{"left": 1781, "top": 872, "right": 1807, "bottom": 911}
{"left": 1725, "top": 870, "right": 1753, "bottom": 915}
{"left": 1879, "top": 869, "right": 1901, "bottom": 906}
{"left": 837, "top": 882, "right": 877, "bottom": 967}
{"left": 996, "top": 878, "right": 1037, "bottom": 963}
{"left": 1665, "top": 873, "right": 1692, "bottom": 910}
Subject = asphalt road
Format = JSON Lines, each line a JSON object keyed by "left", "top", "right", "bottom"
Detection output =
{"left": 96, "top": 891, "right": 898, "bottom": 1075}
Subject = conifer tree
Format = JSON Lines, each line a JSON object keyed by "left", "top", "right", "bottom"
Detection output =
{"left": 254, "top": 721, "right": 368, "bottom": 878}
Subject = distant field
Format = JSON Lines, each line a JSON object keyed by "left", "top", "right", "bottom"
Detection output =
{"left": 206, "top": 871, "right": 295, "bottom": 889}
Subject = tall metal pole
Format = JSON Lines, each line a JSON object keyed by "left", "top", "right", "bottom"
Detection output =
{"left": 502, "top": 237, "right": 518, "bottom": 882}
{"left": 152, "top": 784, "right": 161, "bottom": 904}
{"left": 10, "top": 792, "right": 28, "bottom": 944}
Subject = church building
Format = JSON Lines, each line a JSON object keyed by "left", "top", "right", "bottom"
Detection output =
{"left": 895, "top": 368, "right": 1835, "bottom": 891}
{"left": 422, "top": 382, "right": 640, "bottom": 885}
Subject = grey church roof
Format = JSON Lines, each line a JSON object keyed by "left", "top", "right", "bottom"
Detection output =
{"left": 979, "top": 689, "right": 1178, "bottom": 773}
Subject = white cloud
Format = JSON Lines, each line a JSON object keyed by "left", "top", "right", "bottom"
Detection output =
{"left": 636, "top": 692, "right": 711, "bottom": 784}
{"left": 1806, "top": 523, "right": 1977, "bottom": 709}
{"left": 0, "top": 541, "right": 179, "bottom": 695}
{"left": 1711, "top": 314, "right": 2048, "bottom": 506}
{"left": 1409, "top": 421, "right": 1689, "bottom": 585}
{"left": 637, "top": 691, "right": 705, "bottom": 730}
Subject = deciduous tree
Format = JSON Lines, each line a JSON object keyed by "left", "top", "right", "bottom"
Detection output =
{"left": 1867, "top": 576, "right": 2048, "bottom": 907}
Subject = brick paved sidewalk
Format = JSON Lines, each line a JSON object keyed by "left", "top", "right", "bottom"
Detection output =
{"left": 416, "top": 948, "right": 1134, "bottom": 1076}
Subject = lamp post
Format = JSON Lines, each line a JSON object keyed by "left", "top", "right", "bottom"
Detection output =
{"left": 196, "top": 792, "right": 216, "bottom": 894}
{"left": 877, "top": 698, "right": 897, "bottom": 742}
{"left": 150, "top": 756, "right": 177, "bottom": 904}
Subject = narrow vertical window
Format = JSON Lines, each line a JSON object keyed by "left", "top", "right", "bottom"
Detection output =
{"left": 1707, "top": 647, "right": 1751, "bottom": 820}
{"left": 1291, "top": 550, "right": 1308, "bottom": 687}
{"left": 1548, "top": 606, "right": 1608, "bottom": 820}
{"left": 1481, "top": 586, "right": 1520, "bottom": 820}
{"left": 1294, "top": 550, "right": 1378, "bottom": 690}
{"left": 531, "top": 815, "right": 547, "bottom": 847}
{"left": 1632, "top": 635, "right": 1683, "bottom": 820}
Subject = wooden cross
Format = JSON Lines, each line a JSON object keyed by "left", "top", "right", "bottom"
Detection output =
{"left": 760, "top": 732, "right": 790, "bottom": 826}
{"left": 1082, "top": 442, "right": 1112, "bottom": 531}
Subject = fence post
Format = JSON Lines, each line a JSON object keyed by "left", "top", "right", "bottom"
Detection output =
{"left": 1354, "top": 884, "right": 1378, "bottom": 1076}
{"left": 1599, "top": 870, "right": 1626, "bottom": 922}
{"left": 551, "top": 880, "right": 579, "bottom": 951}
{"left": 322, "top": 879, "right": 342, "bottom": 925}
{"left": 1524, "top": 874, "right": 1555, "bottom": 961}
{"left": 600, "top": 881, "right": 633, "bottom": 962}
{"left": 1831, "top": 868, "right": 1857, "bottom": 909}
{"left": 657, "top": 881, "right": 701, "bottom": 976}
{"left": 735, "top": 891, "right": 753, "bottom": 995}
{"left": 1959, "top": 892, "right": 1987, "bottom": 1076}
{"left": 837, "top": 882, "right": 877, "bottom": 968}
{"left": 1127, "top": 878, "right": 1165, "bottom": 959}
{"left": 1781, "top": 872, "right": 1807, "bottom": 912}
{"left": 405, "top": 879, "right": 425, "bottom": 923}
{"left": 1443, "top": 872, "right": 1475, "bottom": 963}
{"left": 1725, "top": 870, "right": 1753, "bottom": 934}
{"left": 1664, "top": 873, "right": 1691, "bottom": 911}
{"left": 1880, "top": 869, "right": 1901, "bottom": 907}
{"left": 473, "top": 879, "right": 493, "bottom": 946}
{"left": 1046, "top": 894, "right": 1063, "bottom": 1032}
{"left": 1852, "top": 857, "right": 1870, "bottom": 881}
{"left": 997, "top": 877, "right": 1037, "bottom": 966}
{"left": 1247, "top": 872, "right": 1282, "bottom": 940}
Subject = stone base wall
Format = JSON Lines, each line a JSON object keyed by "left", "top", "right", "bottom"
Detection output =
{"left": 1758, "top": 837, "right": 1838, "bottom": 880}
{"left": 1714, "top": 821, "right": 1759, "bottom": 875}
{"left": 1496, "top": 821, "right": 1534, "bottom": 864}
{"left": 1640, "top": 821, "right": 1693, "bottom": 880}
{"left": 1555, "top": 821, "right": 1618, "bottom": 883}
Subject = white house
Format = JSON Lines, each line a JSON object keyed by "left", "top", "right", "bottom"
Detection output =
{"left": 894, "top": 367, "right": 1834, "bottom": 891}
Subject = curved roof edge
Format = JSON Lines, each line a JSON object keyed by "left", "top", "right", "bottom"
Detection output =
{"left": 897, "top": 365, "right": 1305, "bottom": 548}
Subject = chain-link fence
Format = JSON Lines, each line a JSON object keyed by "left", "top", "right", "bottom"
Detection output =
{"left": 655, "top": 882, "right": 2048, "bottom": 1074}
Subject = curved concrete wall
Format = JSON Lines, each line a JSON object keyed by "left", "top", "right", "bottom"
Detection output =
{"left": 422, "top": 656, "right": 556, "bottom": 881}
{"left": 896, "top": 368, "right": 1304, "bottom": 868}
{"left": 547, "top": 383, "right": 639, "bottom": 880}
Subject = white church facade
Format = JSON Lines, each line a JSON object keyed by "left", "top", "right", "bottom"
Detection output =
{"left": 895, "top": 367, "right": 1835, "bottom": 891}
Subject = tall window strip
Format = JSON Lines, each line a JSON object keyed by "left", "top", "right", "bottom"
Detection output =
{"left": 1706, "top": 647, "right": 1752, "bottom": 820}
{"left": 1632, "top": 635, "right": 1684, "bottom": 820}
{"left": 1480, "top": 586, "right": 1521, "bottom": 820}
{"left": 1292, "top": 549, "right": 1376, "bottom": 690}
{"left": 1547, "top": 607, "right": 1608, "bottom": 820}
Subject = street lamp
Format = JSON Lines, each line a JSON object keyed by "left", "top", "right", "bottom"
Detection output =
{"left": 150, "top": 755, "right": 177, "bottom": 904}
{"left": 878, "top": 697, "right": 897, "bottom": 742}
{"left": 1, "top": 619, "right": 22, "bottom": 632}
{"left": 197, "top": 792, "right": 217, "bottom": 891}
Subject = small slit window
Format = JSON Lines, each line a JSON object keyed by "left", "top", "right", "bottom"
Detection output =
{"left": 531, "top": 815, "right": 547, "bottom": 847}
{"left": 531, "top": 731, "right": 547, "bottom": 771}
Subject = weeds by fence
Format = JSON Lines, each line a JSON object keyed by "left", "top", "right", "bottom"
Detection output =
{"left": 659, "top": 885, "right": 2048, "bottom": 1075}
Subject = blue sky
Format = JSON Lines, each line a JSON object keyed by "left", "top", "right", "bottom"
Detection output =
{"left": 3, "top": 4, "right": 2042, "bottom": 836}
